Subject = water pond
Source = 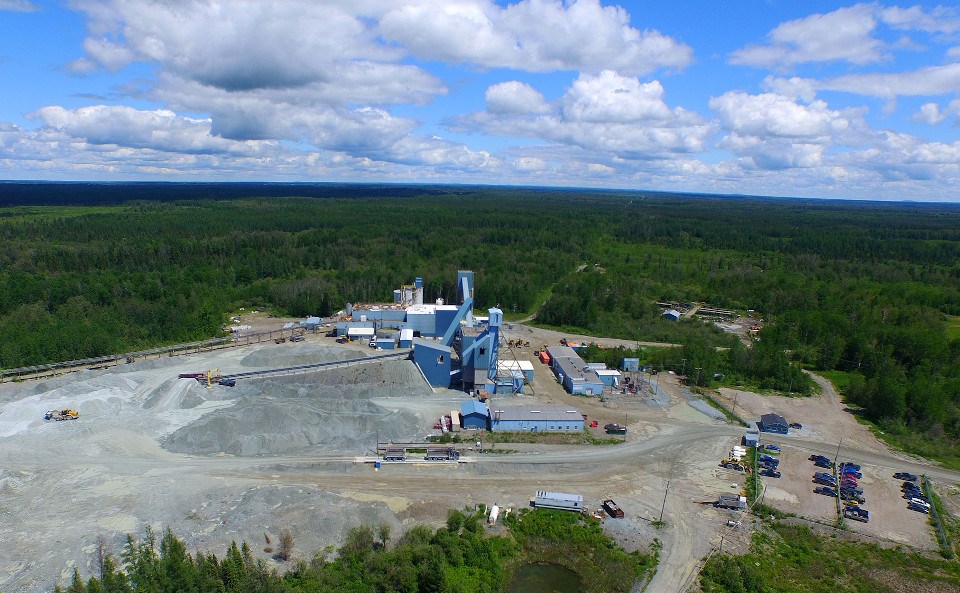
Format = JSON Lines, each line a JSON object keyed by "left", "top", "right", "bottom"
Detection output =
{"left": 507, "top": 563, "right": 581, "bottom": 593}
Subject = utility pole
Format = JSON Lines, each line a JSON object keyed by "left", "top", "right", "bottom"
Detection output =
{"left": 659, "top": 480, "right": 670, "bottom": 524}
{"left": 680, "top": 358, "right": 687, "bottom": 377}
{"left": 694, "top": 367, "right": 702, "bottom": 387}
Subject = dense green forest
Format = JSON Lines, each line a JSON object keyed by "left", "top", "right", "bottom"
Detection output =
{"left": 1, "top": 183, "right": 959, "bottom": 458}
{"left": 54, "top": 508, "right": 656, "bottom": 593}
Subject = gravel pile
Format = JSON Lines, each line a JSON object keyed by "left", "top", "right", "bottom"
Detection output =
{"left": 162, "top": 358, "right": 431, "bottom": 456}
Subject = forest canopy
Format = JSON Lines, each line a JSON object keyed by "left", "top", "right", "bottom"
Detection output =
{"left": 1, "top": 183, "right": 959, "bottom": 453}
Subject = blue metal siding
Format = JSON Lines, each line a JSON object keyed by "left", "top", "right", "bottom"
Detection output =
{"left": 413, "top": 341, "right": 452, "bottom": 387}
{"left": 434, "top": 307, "right": 459, "bottom": 338}
{"left": 620, "top": 358, "right": 640, "bottom": 372}
{"left": 491, "top": 418, "right": 584, "bottom": 432}
{"left": 404, "top": 312, "right": 435, "bottom": 336}
{"left": 462, "top": 413, "right": 489, "bottom": 430}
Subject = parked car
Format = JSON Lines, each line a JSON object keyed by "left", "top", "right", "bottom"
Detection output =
{"left": 894, "top": 472, "right": 918, "bottom": 481}
{"left": 814, "top": 459, "right": 835, "bottom": 469}
{"left": 760, "top": 469, "right": 782, "bottom": 478}
{"left": 814, "top": 477, "right": 837, "bottom": 487}
{"left": 903, "top": 482, "right": 922, "bottom": 492}
{"left": 789, "top": 422, "right": 803, "bottom": 429}
{"left": 908, "top": 503, "right": 930, "bottom": 514}
{"left": 762, "top": 444, "right": 781, "bottom": 452}
{"left": 840, "top": 462, "right": 861, "bottom": 472}
{"left": 840, "top": 487, "right": 864, "bottom": 497}
{"left": 814, "top": 486, "right": 838, "bottom": 497}
{"left": 809, "top": 454, "right": 827, "bottom": 462}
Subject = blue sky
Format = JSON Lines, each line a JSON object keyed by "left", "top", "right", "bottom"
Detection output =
{"left": 1, "top": 1, "right": 960, "bottom": 200}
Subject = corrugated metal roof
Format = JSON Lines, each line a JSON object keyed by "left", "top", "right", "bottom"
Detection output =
{"left": 412, "top": 338, "right": 451, "bottom": 353}
{"left": 460, "top": 400, "right": 489, "bottom": 417}
{"left": 535, "top": 491, "right": 583, "bottom": 503}
{"left": 760, "top": 413, "right": 787, "bottom": 425}
{"left": 595, "top": 369, "right": 621, "bottom": 376}
{"left": 491, "top": 407, "right": 583, "bottom": 422}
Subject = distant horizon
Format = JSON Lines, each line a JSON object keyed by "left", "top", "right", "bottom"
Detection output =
{"left": 1, "top": 2, "right": 959, "bottom": 202}
{"left": 2, "top": 179, "right": 959, "bottom": 207}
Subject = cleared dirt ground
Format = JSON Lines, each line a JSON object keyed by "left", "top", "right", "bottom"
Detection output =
{"left": 0, "top": 327, "right": 953, "bottom": 593}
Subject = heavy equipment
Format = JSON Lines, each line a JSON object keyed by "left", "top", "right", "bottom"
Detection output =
{"left": 44, "top": 409, "right": 79, "bottom": 421}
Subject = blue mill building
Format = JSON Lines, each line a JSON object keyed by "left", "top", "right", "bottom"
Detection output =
{"left": 335, "top": 270, "right": 520, "bottom": 394}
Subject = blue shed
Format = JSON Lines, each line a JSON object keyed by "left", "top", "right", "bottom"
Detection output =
{"left": 399, "top": 328, "right": 414, "bottom": 348}
{"left": 413, "top": 339, "right": 452, "bottom": 387}
{"left": 460, "top": 400, "right": 490, "bottom": 430}
{"left": 596, "top": 369, "right": 621, "bottom": 387}
{"left": 376, "top": 337, "right": 395, "bottom": 350}
{"left": 620, "top": 358, "right": 640, "bottom": 372}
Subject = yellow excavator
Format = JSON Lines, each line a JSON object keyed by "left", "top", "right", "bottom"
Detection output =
{"left": 44, "top": 409, "right": 79, "bottom": 421}
{"left": 205, "top": 368, "right": 221, "bottom": 389}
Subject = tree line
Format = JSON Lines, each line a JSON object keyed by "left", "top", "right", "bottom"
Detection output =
{"left": 54, "top": 508, "right": 656, "bottom": 593}
{"left": 1, "top": 184, "right": 959, "bottom": 456}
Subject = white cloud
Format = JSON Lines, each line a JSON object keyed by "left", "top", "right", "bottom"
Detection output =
{"left": 764, "top": 62, "right": 960, "bottom": 101}
{"left": 485, "top": 81, "right": 548, "bottom": 115}
{"left": 730, "top": 4, "right": 883, "bottom": 69}
{"left": 561, "top": 71, "right": 674, "bottom": 123}
{"left": 0, "top": 0, "right": 36, "bottom": 12}
{"left": 30, "top": 105, "right": 275, "bottom": 155}
{"left": 761, "top": 76, "right": 818, "bottom": 102}
{"left": 378, "top": 0, "right": 692, "bottom": 75}
{"left": 913, "top": 99, "right": 960, "bottom": 125}
{"left": 820, "top": 63, "right": 960, "bottom": 98}
{"left": 711, "top": 92, "right": 863, "bottom": 140}
{"left": 710, "top": 91, "right": 872, "bottom": 170}
{"left": 460, "top": 71, "right": 712, "bottom": 159}
{"left": 880, "top": 5, "right": 960, "bottom": 34}
{"left": 73, "top": 1, "right": 396, "bottom": 89}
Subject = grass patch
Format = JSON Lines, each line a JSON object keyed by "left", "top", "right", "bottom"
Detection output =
{"left": 851, "top": 417, "right": 960, "bottom": 471}
{"left": 505, "top": 508, "right": 657, "bottom": 593}
{"left": 480, "top": 430, "right": 623, "bottom": 446}
{"left": 817, "top": 369, "right": 855, "bottom": 394}
{"left": 946, "top": 315, "right": 960, "bottom": 341}
{"left": 700, "top": 391, "right": 749, "bottom": 426}
{"left": 924, "top": 479, "right": 956, "bottom": 559}
{"left": 700, "top": 522, "right": 960, "bottom": 593}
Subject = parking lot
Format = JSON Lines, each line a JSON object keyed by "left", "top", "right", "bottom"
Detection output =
{"left": 753, "top": 443, "right": 938, "bottom": 550}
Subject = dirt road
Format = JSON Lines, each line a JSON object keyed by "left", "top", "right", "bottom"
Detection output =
{"left": 1, "top": 335, "right": 957, "bottom": 593}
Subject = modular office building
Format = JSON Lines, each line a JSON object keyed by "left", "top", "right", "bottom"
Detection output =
{"left": 490, "top": 406, "right": 584, "bottom": 432}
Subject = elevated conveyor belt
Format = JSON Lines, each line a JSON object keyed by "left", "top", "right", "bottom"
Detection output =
{"left": 220, "top": 350, "right": 410, "bottom": 381}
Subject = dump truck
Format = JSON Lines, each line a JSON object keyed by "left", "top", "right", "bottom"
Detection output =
{"left": 44, "top": 409, "right": 79, "bottom": 421}
{"left": 383, "top": 448, "right": 406, "bottom": 461}
{"left": 602, "top": 499, "right": 625, "bottom": 518}
{"left": 425, "top": 447, "right": 460, "bottom": 461}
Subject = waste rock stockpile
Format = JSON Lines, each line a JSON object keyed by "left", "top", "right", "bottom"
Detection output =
{"left": 163, "top": 348, "right": 430, "bottom": 456}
